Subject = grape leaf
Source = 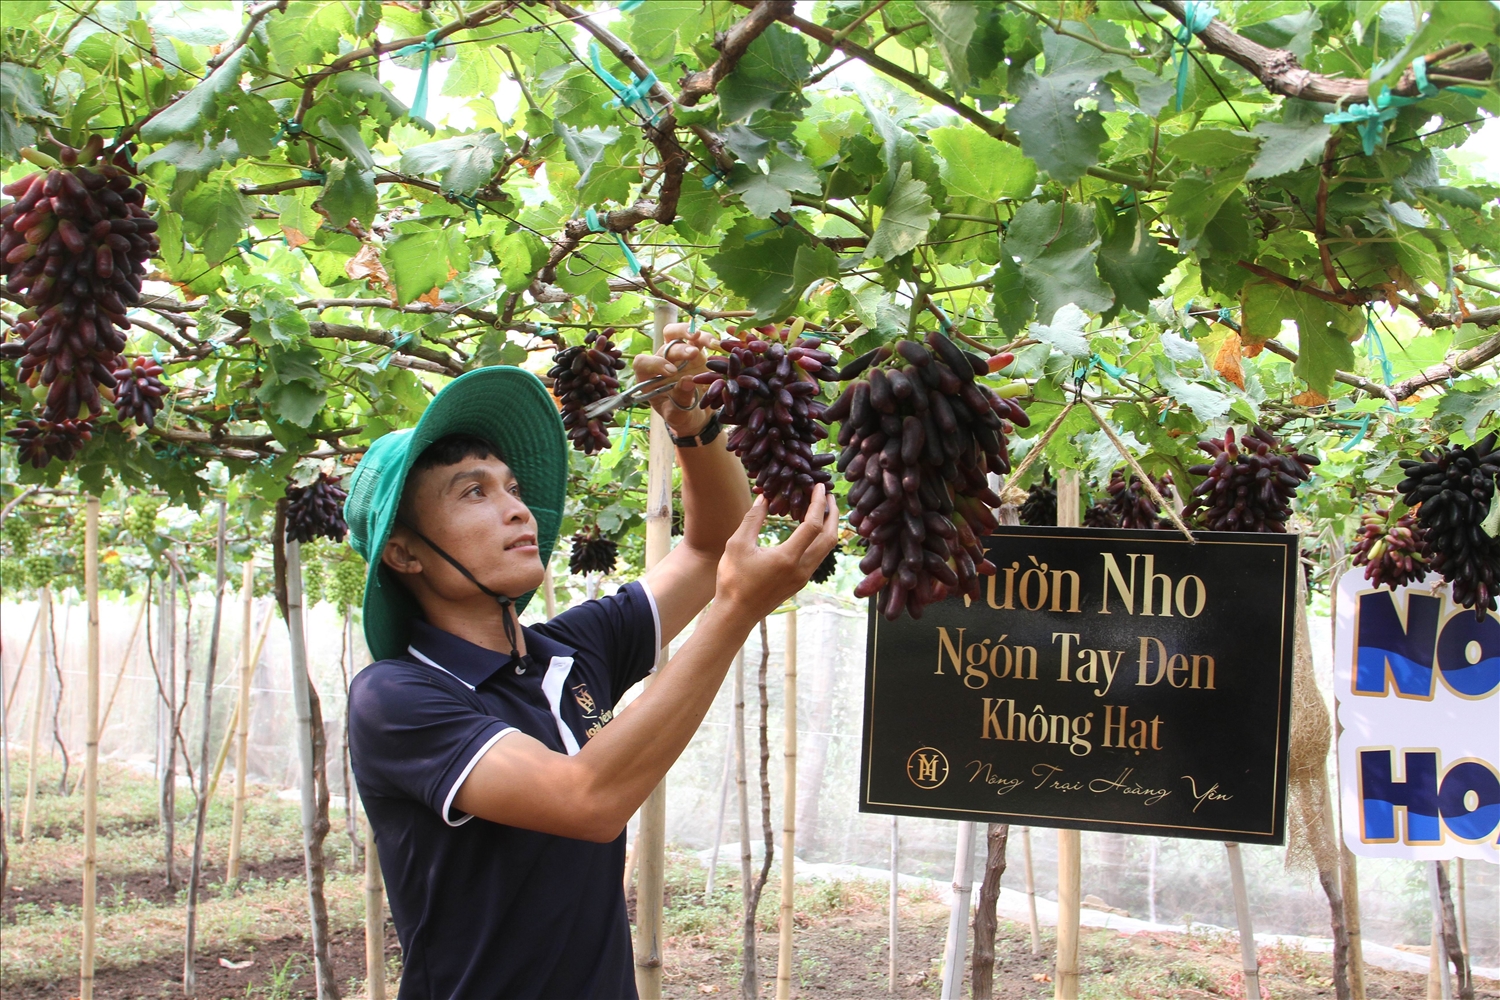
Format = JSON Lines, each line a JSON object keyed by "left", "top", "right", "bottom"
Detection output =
{"left": 708, "top": 230, "right": 838, "bottom": 319}
{"left": 139, "top": 49, "right": 244, "bottom": 143}
{"left": 865, "top": 163, "right": 938, "bottom": 261}
{"left": 1247, "top": 117, "right": 1332, "bottom": 180}
{"left": 920, "top": 1, "right": 978, "bottom": 96}
{"left": 1165, "top": 129, "right": 1260, "bottom": 168}
{"left": 718, "top": 23, "right": 811, "bottom": 123}
{"left": 729, "top": 153, "right": 821, "bottom": 217}
{"left": 929, "top": 125, "right": 1035, "bottom": 201}
{"left": 401, "top": 132, "right": 509, "bottom": 195}
{"left": 265, "top": 1, "right": 346, "bottom": 75}
{"left": 1006, "top": 201, "right": 1114, "bottom": 319}
{"left": 1007, "top": 26, "right": 1129, "bottom": 184}
{"left": 179, "top": 172, "right": 249, "bottom": 264}
{"left": 1096, "top": 211, "right": 1182, "bottom": 314}
{"left": 319, "top": 159, "right": 377, "bottom": 230}
{"left": 1168, "top": 161, "right": 1251, "bottom": 243}
{"left": 384, "top": 226, "right": 456, "bottom": 306}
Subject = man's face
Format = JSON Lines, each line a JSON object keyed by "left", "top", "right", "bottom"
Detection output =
{"left": 387, "top": 454, "right": 544, "bottom": 601}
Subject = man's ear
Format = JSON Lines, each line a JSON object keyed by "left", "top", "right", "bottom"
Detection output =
{"left": 382, "top": 528, "right": 423, "bottom": 579}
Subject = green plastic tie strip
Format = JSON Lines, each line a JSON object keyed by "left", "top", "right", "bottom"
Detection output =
{"left": 235, "top": 238, "right": 268, "bottom": 262}
{"left": 619, "top": 0, "right": 645, "bottom": 10}
{"left": 585, "top": 206, "right": 641, "bottom": 275}
{"left": 1325, "top": 57, "right": 1487, "bottom": 156}
{"left": 300, "top": 169, "right": 327, "bottom": 182}
{"left": 1174, "top": 2, "right": 1217, "bottom": 111}
{"left": 392, "top": 30, "right": 442, "bottom": 122}
{"left": 589, "top": 41, "right": 660, "bottom": 122}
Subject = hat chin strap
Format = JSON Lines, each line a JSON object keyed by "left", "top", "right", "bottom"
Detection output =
{"left": 399, "top": 518, "right": 523, "bottom": 663}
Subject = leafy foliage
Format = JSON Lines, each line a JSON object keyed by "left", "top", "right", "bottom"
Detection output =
{"left": 1, "top": 0, "right": 1497, "bottom": 598}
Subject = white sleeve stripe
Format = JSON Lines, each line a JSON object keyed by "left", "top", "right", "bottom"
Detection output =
{"left": 637, "top": 578, "right": 663, "bottom": 663}
{"left": 441, "top": 726, "right": 517, "bottom": 828}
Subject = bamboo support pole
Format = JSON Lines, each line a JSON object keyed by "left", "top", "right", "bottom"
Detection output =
{"left": 634, "top": 299, "right": 676, "bottom": 1000}
{"left": 1456, "top": 859, "right": 1468, "bottom": 957}
{"left": 734, "top": 636, "right": 753, "bottom": 1000}
{"left": 1225, "top": 843, "right": 1261, "bottom": 999}
{"left": 365, "top": 814, "right": 386, "bottom": 1000}
{"left": 542, "top": 564, "right": 556, "bottom": 619}
{"left": 1022, "top": 828, "right": 1040, "bottom": 955}
{"left": 775, "top": 609, "right": 797, "bottom": 1000}
{"left": 888, "top": 817, "right": 899, "bottom": 992}
{"left": 705, "top": 648, "right": 742, "bottom": 902}
{"left": 80, "top": 498, "right": 100, "bottom": 1000}
{"left": 184, "top": 500, "right": 228, "bottom": 996}
{"left": 21, "top": 586, "right": 50, "bottom": 842}
{"left": 228, "top": 564, "right": 264, "bottom": 881}
{"left": 208, "top": 606, "right": 274, "bottom": 810}
{"left": 1339, "top": 846, "right": 1365, "bottom": 998}
{"left": 1054, "top": 470, "right": 1082, "bottom": 1000}
{"left": 939, "top": 821, "right": 977, "bottom": 1000}
{"left": 287, "top": 539, "right": 339, "bottom": 999}
{"left": 3, "top": 604, "right": 41, "bottom": 725}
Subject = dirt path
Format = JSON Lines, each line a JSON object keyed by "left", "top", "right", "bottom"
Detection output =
{"left": 4, "top": 856, "right": 307, "bottom": 924}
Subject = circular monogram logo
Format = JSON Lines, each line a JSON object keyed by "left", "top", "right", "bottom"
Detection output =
{"left": 906, "top": 747, "right": 949, "bottom": 790}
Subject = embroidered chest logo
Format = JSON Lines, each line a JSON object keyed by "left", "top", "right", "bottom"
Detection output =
{"left": 572, "top": 682, "right": 614, "bottom": 739}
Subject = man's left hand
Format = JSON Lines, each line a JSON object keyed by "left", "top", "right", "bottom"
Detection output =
{"left": 632, "top": 321, "right": 717, "bottom": 438}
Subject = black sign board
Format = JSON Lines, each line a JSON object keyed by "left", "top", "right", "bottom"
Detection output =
{"left": 859, "top": 525, "right": 1299, "bottom": 844}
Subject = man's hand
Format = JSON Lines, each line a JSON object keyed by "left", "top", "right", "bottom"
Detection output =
{"left": 715, "top": 483, "right": 840, "bottom": 624}
{"left": 632, "top": 321, "right": 716, "bottom": 438}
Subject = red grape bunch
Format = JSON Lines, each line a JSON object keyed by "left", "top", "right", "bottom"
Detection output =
{"left": 1350, "top": 510, "right": 1429, "bottom": 590}
{"left": 1, "top": 137, "right": 160, "bottom": 463}
{"left": 824, "top": 332, "right": 1029, "bottom": 621}
{"left": 111, "top": 356, "right": 167, "bottom": 427}
{"left": 285, "top": 473, "right": 350, "bottom": 544}
{"left": 549, "top": 328, "right": 626, "bottom": 454}
{"left": 692, "top": 325, "right": 841, "bottom": 519}
{"left": 1184, "top": 426, "right": 1318, "bottom": 533}
{"left": 6, "top": 416, "right": 94, "bottom": 469}
{"left": 568, "top": 532, "right": 618, "bottom": 575}
{"left": 1396, "top": 433, "right": 1500, "bottom": 618}
{"left": 1105, "top": 470, "right": 1174, "bottom": 529}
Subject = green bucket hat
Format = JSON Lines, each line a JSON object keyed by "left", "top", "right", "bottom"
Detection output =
{"left": 344, "top": 366, "right": 567, "bottom": 662}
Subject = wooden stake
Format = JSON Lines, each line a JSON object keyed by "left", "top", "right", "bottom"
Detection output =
{"left": 1022, "top": 828, "right": 1040, "bottom": 955}
{"left": 1054, "top": 469, "right": 1081, "bottom": 1000}
{"left": 80, "top": 498, "right": 100, "bottom": 1000}
{"left": 1456, "top": 859, "right": 1468, "bottom": 957}
{"left": 1339, "top": 847, "right": 1365, "bottom": 999}
{"left": 21, "top": 586, "right": 50, "bottom": 843}
{"left": 228, "top": 564, "right": 261, "bottom": 881}
{"left": 939, "top": 821, "right": 977, "bottom": 1000}
{"left": 775, "top": 609, "right": 797, "bottom": 1000}
{"left": 365, "top": 813, "right": 386, "bottom": 1000}
{"left": 635, "top": 299, "right": 676, "bottom": 1000}
{"left": 184, "top": 500, "right": 228, "bottom": 996}
{"left": 888, "top": 817, "right": 899, "bottom": 992}
{"left": 1429, "top": 862, "right": 1453, "bottom": 1000}
{"left": 1225, "top": 843, "right": 1260, "bottom": 999}
{"left": 287, "top": 539, "right": 340, "bottom": 998}
{"left": 542, "top": 563, "right": 556, "bottom": 620}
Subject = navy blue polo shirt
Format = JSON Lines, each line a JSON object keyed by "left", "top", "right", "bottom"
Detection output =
{"left": 348, "top": 581, "right": 661, "bottom": 999}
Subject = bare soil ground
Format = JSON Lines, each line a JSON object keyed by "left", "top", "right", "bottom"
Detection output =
{"left": 3, "top": 756, "right": 1495, "bottom": 999}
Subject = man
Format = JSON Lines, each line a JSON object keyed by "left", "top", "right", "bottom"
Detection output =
{"left": 344, "top": 327, "right": 839, "bottom": 999}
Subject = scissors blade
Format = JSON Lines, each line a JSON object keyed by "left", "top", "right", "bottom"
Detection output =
{"left": 581, "top": 374, "right": 679, "bottom": 420}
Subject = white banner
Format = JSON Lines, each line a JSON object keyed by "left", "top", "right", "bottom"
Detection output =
{"left": 1334, "top": 574, "right": 1499, "bottom": 862}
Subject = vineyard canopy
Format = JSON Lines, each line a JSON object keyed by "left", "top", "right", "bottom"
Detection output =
{"left": 1, "top": 0, "right": 1499, "bottom": 567}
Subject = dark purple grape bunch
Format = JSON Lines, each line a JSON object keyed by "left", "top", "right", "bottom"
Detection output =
{"left": 1083, "top": 502, "right": 1119, "bottom": 529}
{"left": 809, "top": 542, "right": 841, "bottom": 584}
{"left": 1106, "top": 470, "right": 1174, "bottom": 530}
{"left": 6, "top": 415, "right": 94, "bottom": 469}
{"left": 692, "top": 325, "right": 840, "bottom": 520}
{"left": 1184, "top": 426, "right": 1318, "bottom": 533}
{"left": 2, "top": 137, "right": 159, "bottom": 464}
{"left": 1397, "top": 432, "right": 1500, "bottom": 618}
{"left": 568, "top": 531, "right": 618, "bottom": 575}
{"left": 1350, "top": 510, "right": 1429, "bottom": 591}
{"left": 824, "top": 331, "right": 1030, "bottom": 621}
{"left": 285, "top": 473, "right": 349, "bottom": 544}
{"left": 549, "top": 328, "right": 626, "bottom": 454}
{"left": 1019, "top": 473, "right": 1057, "bottom": 526}
{"left": 111, "top": 356, "right": 167, "bottom": 427}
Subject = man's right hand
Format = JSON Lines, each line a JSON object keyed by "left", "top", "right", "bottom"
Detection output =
{"left": 714, "top": 483, "right": 840, "bottom": 623}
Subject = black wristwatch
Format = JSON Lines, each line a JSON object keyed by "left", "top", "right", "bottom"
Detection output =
{"left": 671, "top": 412, "right": 722, "bottom": 448}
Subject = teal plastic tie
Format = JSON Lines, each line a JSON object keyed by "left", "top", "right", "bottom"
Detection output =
{"left": 1363, "top": 310, "right": 1395, "bottom": 388}
{"left": 392, "top": 29, "right": 441, "bottom": 121}
{"left": 235, "top": 238, "right": 268, "bottom": 261}
{"left": 454, "top": 192, "right": 484, "bottom": 223}
{"left": 1325, "top": 57, "right": 1487, "bottom": 156}
{"left": 932, "top": 302, "right": 954, "bottom": 333}
{"left": 300, "top": 169, "right": 327, "bottom": 182}
{"left": 589, "top": 41, "right": 660, "bottom": 122}
{"left": 1073, "top": 353, "right": 1127, "bottom": 384}
{"left": 1338, "top": 414, "right": 1372, "bottom": 451}
{"left": 619, "top": 0, "right": 645, "bottom": 10}
{"left": 702, "top": 169, "right": 725, "bottom": 190}
{"left": 617, "top": 409, "right": 633, "bottom": 453}
{"left": 1173, "top": 2, "right": 1217, "bottom": 111}
{"left": 585, "top": 206, "right": 641, "bottom": 275}
{"left": 1218, "top": 306, "right": 1233, "bottom": 323}
{"left": 537, "top": 325, "right": 557, "bottom": 342}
